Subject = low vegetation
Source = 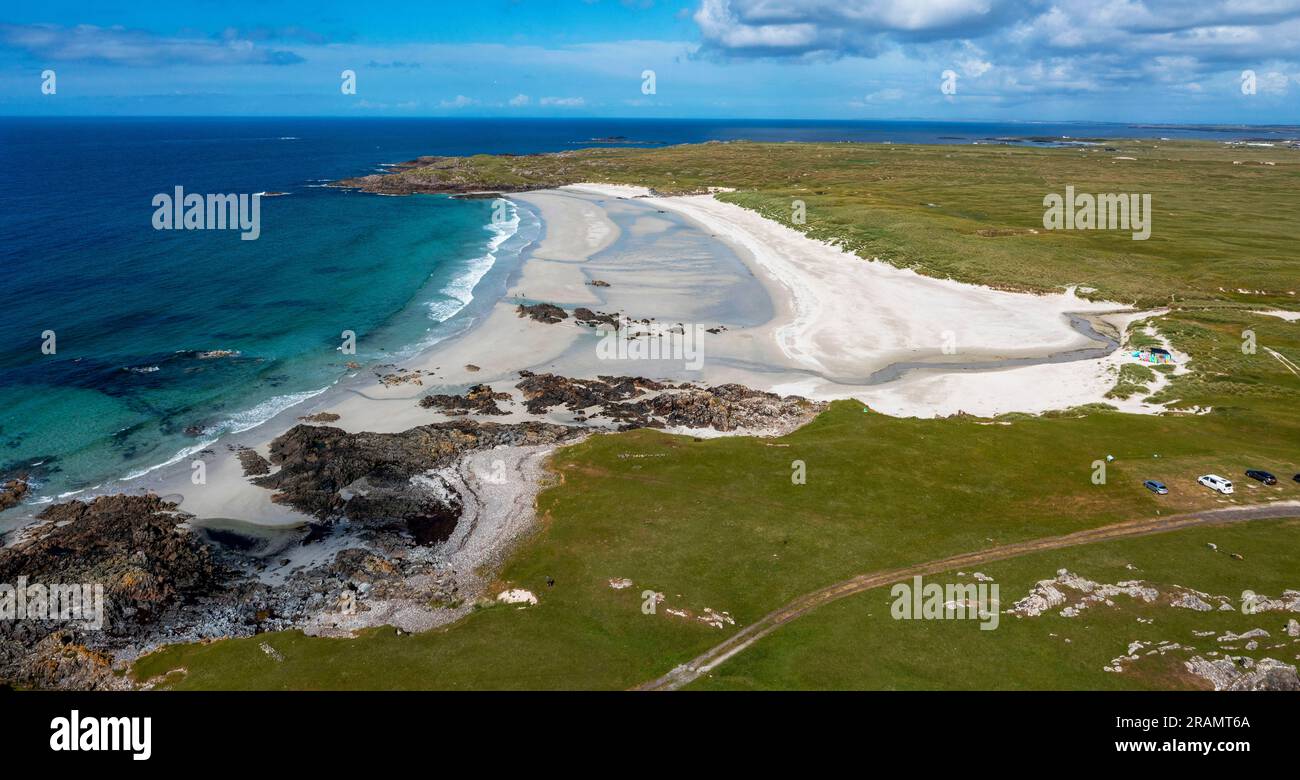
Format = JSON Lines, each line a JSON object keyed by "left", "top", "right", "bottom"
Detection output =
{"left": 347, "top": 139, "right": 1300, "bottom": 309}
{"left": 134, "top": 141, "right": 1300, "bottom": 689}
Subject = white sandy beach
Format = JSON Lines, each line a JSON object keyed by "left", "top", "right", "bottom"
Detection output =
{"left": 560, "top": 183, "right": 1168, "bottom": 417}
{"left": 63, "top": 181, "right": 1192, "bottom": 529}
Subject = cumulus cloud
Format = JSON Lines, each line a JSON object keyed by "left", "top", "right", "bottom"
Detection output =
{"left": 694, "top": 0, "right": 1300, "bottom": 60}
{"left": 0, "top": 23, "right": 304, "bottom": 66}
{"left": 509, "top": 93, "right": 531, "bottom": 106}
{"left": 694, "top": 0, "right": 1022, "bottom": 57}
{"left": 690, "top": 0, "right": 1300, "bottom": 98}
{"left": 539, "top": 96, "right": 586, "bottom": 106}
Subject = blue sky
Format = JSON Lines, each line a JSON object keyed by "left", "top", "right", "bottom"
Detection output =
{"left": 2, "top": 0, "right": 1298, "bottom": 122}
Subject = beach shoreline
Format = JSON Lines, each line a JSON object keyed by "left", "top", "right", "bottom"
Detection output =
{"left": 0, "top": 171, "right": 1212, "bottom": 691}
{"left": 7, "top": 182, "right": 1182, "bottom": 531}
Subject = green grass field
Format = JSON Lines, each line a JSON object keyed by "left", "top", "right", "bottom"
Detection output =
{"left": 131, "top": 140, "right": 1300, "bottom": 690}
{"left": 373, "top": 139, "right": 1300, "bottom": 308}
{"left": 692, "top": 518, "right": 1300, "bottom": 691}
{"left": 134, "top": 369, "right": 1299, "bottom": 689}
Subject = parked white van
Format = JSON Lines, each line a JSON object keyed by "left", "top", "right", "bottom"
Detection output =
{"left": 1197, "top": 474, "right": 1234, "bottom": 495}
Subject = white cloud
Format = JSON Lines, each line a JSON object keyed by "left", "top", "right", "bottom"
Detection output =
{"left": 858, "top": 87, "right": 906, "bottom": 103}
{"left": 695, "top": 0, "right": 1019, "bottom": 57}
{"left": 0, "top": 23, "right": 304, "bottom": 65}
{"left": 439, "top": 94, "right": 477, "bottom": 108}
{"left": 539, "top": 96, "right": 586, "bottom": 106}
{"left": 508, "top": 93, "right": 530, "bottom": 106}
{"left": 1258, "top": 69, "right": 1292, "bottom": 94}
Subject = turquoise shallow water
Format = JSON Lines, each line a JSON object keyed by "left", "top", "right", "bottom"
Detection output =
{"left": 0, "top": 122, "right": 533, "bottom": 502}
{"left": 2, "top": 190, "right": 523, "bottom": 500}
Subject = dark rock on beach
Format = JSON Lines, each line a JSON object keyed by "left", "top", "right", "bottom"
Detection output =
{"left": 236, "top": 448, "right": 272, "bottom": 477}
{"left": 513, "top": 373, "right": 823, "bottom": 432}
{"left": 0, "top": 416, "right": 591, "bottom": 688}
{"left": 0, "top": 495, "right": 227, "bottom": 621}
{"left": 574, "top": 307, "right": 621, "bottom": 329}
{"left": 516, "top": 373, "right": 668, "bottom": 415}
{"left": 636, "top": 383, "right": 817, "bottom": 432}
{"left": 252, "top": 419, "right": 581, "bottom": 525}
{"left": 419, "top": 384, "right": 512, "bottom": 416}
{"left": 0, "top": 478, "right": 28, "bottom": 513}
{"left": 298, "top": 412, "right": 342, "bottom": 423}
{"left": 516, "top": 302, "right": 568, "bottom": 323}
{"left": 0, "top": 494, "right": 235, "bottom": 688}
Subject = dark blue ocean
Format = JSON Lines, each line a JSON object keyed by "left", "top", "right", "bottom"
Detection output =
{"left": 0, "top": 117, "right": 1274, "bottom": 503}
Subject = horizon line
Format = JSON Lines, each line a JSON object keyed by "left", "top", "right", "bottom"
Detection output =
{"left": 2, "top": 115, "right": 1297, "bottom": 128}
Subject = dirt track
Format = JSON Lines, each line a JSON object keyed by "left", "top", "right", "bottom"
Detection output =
{"left": 634, "top": 501, "right": 1300, "bottom": 691}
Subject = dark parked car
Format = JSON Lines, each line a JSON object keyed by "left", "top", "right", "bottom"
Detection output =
{"left": 1144, "top": 480, "right": 1168, "bottom": 494}
{"left": 1245, "top": 469, "right": 1277, "bottom": 485}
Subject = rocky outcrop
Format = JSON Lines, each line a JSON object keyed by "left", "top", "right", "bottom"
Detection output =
{"left": 0, "top": 419, "right": 591, "bottom": 688}
{"left": 332, "top": 155, "right": 577, "bottom": 196}
{"left": 574, "top": 307, "right": 621, "bottom": 329}
{"left": 419, "top": 384, "right": 511, "bottom": 416}
{"left": 516, "top": 302, "right": 568, "bottom": 323}
{"left": 252, "top": 420, "right": 581, "bottom": 540}
{"left": 236, "top": 448, "right": 271, "bottom": 477}
{"left": 1184, "top": 656, "right": 1300, "bottom": 691}
{"left": 0, "top": 495, "right": 234, "bottom": 688}
{"left": 298, "top": 412, "right": 341, "bottom": 423}
{"left": 0, "top": 478, "right": 28, "bottom": 513}
{"left": 513, "top": 373, "right": 822, "bottom": 432}
{"left": 636, "top": 383, "right": 818, "bottom": 432}
{"left": 12, "top": 632, "right": 127, "bottom": 691}
{"left": 1009, "top": 569, "right": 1160, "bottom": 618}
{"left": 515, "top": 372, "right": 669, "bottom": 415}
{"left": 1, "top": 495, "right": 226, "bottom": 618}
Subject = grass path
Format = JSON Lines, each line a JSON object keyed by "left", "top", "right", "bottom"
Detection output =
{"left": 636, "top": 501, "right": 1300, "bottom": 690}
